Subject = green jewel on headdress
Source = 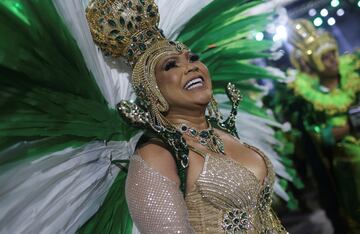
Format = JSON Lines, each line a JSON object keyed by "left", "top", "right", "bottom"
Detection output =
{"left": 86, "top": 0, "right": 167, "bottom": 67}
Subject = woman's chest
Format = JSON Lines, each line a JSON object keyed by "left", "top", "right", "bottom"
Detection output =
{"left": 188, "top": 155, "right": 273, "bottom": 210}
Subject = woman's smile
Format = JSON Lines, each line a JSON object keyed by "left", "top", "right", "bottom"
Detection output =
{"left": 155, "top": 50, "right": 212, "bottom": 111}
{"left": 184, "top": 76, "right": 205, "bottom": 90}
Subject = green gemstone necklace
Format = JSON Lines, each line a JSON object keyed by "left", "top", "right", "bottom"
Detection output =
{"left": 177, "top": 122, "right": 225, "bottom": 155}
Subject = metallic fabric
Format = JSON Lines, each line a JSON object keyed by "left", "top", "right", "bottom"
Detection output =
{"left": 185, "top": 144, "right": 287, "bottom": 233}
{"left": 126, "top": 155, "right": 195, "bottom": 233}
{"left": 126, "top": 144, "right": 287, "bottom": 233}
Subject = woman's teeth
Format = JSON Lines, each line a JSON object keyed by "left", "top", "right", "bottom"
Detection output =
{"left": 184, "top": 77, "right": 204, "bottom": 90}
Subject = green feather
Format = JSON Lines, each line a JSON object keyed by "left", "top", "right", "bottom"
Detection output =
{"left": 77, "top": 171, "right": 133, "bottom": 234}
{"left": 179, "top": 0, "right": 264, "bottom": 45}
{"left": 188, "top": 14, "right": 270, "bottom": 52}
{"left": 0, "top": 0, "right": 137, "bottom": 152}
{"left": 177, "top": 0, "right": 279, "bottom": 98}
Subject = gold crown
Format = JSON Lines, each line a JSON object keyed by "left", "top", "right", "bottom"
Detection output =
{"left": 288, "top": 19, "right": 338, "bottom": 71}
{"left": 86, "top": 0, "right": 188, "bottom": 129}
{"left": 86, "top": 0, "right": 167, "bottom": 66}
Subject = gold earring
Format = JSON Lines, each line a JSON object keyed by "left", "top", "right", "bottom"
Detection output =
{"left": 208, "top": 95, "right": 222, "bottom": 121}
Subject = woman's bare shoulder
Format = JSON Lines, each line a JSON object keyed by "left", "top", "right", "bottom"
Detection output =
{"left": 137, "top": 139, "right": 180, "bottom": 185}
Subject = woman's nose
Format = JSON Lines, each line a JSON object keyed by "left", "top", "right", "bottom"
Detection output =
{"left": 184, "top": 64, "right": 199, "bottom": 74}
{"left": 182, "top": 50, "right": 199, "bottom": 74}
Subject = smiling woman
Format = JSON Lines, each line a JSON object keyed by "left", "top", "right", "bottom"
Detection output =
{"left": 125, "top": 49, "right": 284, "bottom": 233}
{"left": 155, "top": 51, "right": 212, "bottom": 114}
{"left": 85, "top": 0, "right": 288, "bottom": 233}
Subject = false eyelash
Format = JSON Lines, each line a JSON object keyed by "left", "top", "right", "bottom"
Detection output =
{"left": 189, "top": 53, "right": 200, "bottom": 62}
{"left": 164, "top": 60, "right": 177, "bottom": 71}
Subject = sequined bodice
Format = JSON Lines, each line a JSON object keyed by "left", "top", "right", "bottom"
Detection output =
{"left": 185, "top": 144, "right": 286, "bottom": 233}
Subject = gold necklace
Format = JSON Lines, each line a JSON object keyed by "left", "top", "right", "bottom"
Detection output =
{"left": 177, "top": 123, "right": 225, "bottom": 154}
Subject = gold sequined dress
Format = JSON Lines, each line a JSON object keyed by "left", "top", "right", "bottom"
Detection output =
{"left": 126, "top": 144, "right": 287, "bottom": 234}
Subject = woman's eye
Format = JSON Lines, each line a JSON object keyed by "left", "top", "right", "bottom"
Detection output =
{"left": 164, "top": 60, "right": 177, "bottom": 71}
{"left": 189, "top": 53, "right": 200, "bottom": 62}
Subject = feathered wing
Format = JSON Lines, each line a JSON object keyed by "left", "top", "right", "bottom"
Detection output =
{"left": 175, "top": 0, "right": 301, "bottom": 202}
{"left": 53, "top": 0, "right": 135, "bottom": 108}
{"left": 0, "top": 1, "right": 139, "bottom": 233}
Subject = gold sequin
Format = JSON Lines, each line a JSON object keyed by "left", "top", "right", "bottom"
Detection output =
{"left": 126, "top": 155, "right": 195, "bottom": 233}
{"left": 185, "top": 144, "right": 287, "bottom": 233}
{"left": 126, "top": 144, "right": 287, "bottom": 234}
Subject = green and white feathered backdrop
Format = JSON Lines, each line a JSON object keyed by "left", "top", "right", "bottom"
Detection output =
{"left": 0, "top": 0, "right": 297, "bottom": 233}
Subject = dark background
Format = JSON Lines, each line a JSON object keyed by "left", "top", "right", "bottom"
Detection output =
{"left": 268, "top": 0, "right": 360, "bottom": 70}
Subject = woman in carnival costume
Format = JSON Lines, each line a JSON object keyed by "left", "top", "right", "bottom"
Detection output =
{"left": 0, "top": 0, "right": 295, "bottom": 233}
{"left": 285, "top": 19, "right": 360, "bottom": 233}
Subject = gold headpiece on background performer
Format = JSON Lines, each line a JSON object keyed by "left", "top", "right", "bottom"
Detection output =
{"left": 287, "top": 19, "right": 338, "bottom": 72}
{"left": 86, "top": 0, "right": 187, "bottom": 126}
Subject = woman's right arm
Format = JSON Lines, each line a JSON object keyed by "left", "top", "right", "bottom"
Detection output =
{"left": 125, "top": 144, "right": 194, "bottom": 234}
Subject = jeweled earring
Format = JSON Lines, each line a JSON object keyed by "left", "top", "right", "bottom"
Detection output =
{"left": 208, "top": 95, "right": 223, "bottom": 122}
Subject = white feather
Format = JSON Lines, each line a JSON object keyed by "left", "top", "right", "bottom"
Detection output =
{"left": 156, "top": 0, "right": 213, "bottom": 40}
{"left": 0, "top": 134, "right": 141, "bottom": 234}
{"left": 53, "top": 0, "right": 134, "bottom": 108}
{"left": 0, "top": 0, "right": 144, "bottom": 230}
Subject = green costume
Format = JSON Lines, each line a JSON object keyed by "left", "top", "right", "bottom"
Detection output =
{"left": 288, "top": 54, "right": 360, "bottom": 233}
{"left": 266, "top": 19, "right": 360, "bottom": 233}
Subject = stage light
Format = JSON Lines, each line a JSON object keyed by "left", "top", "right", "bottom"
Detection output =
{"left": 313, "top": 17, "right": 323, "bottom": 27}
{"left": 308, "top": 9, "right": 317, "bottom": 17}
{"left": 320, "top": 9, "right": 328, "bottom": 17}
{"left": 336, "top": 8, "right": 344, "bottom": 16}
{"left": 358, "top": 0, "right": 360, "bottom": 7}
{"left": 331, "top": 0, "right": 340, "bottom": 7}
{"left": 327, "top": 17, "right": 336, "bottom": 26}
{"left": 272, "top": 25, "right": 287, "bottom": 41}
{"left": 255, "top": 32, "right": 264, "bottom": 41}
